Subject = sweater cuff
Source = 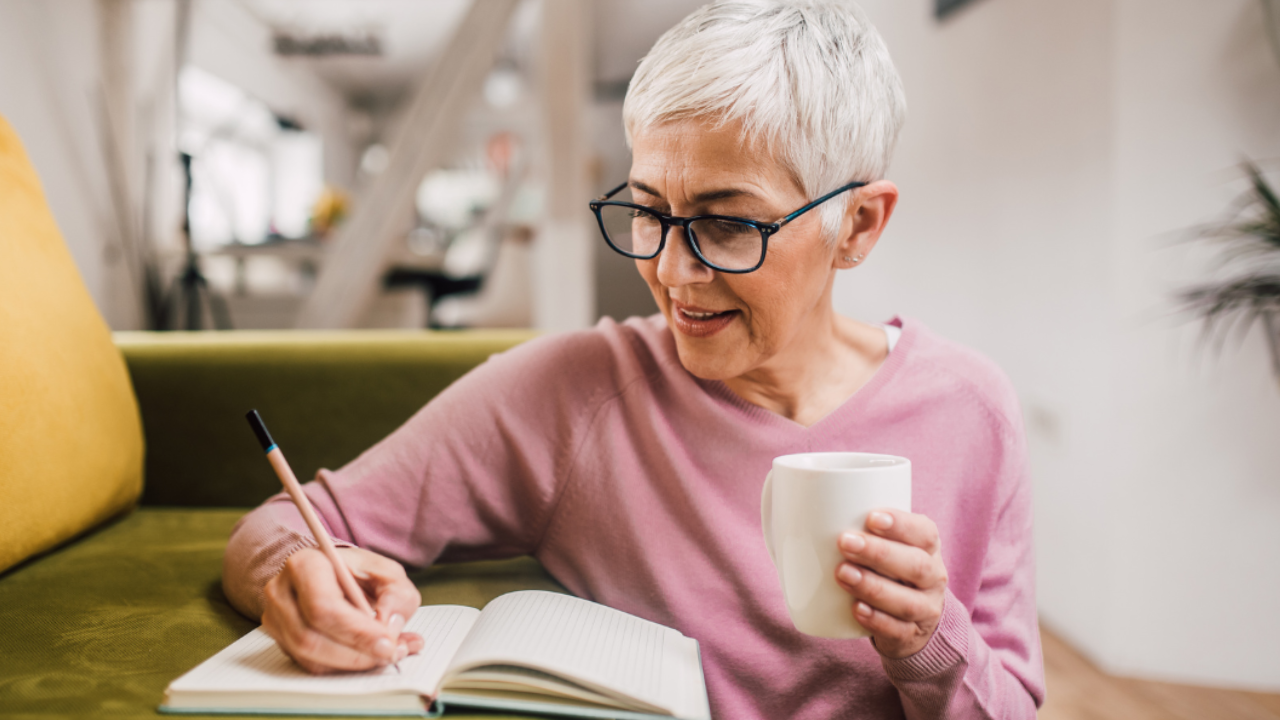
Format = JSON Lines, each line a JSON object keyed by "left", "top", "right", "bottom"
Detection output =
{"left": 880, "top": 587, "right": 971, "bottom": 682}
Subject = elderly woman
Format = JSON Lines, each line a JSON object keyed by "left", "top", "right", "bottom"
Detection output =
{"left": 223, "top": 1, "right": 1044, "bottom": 718}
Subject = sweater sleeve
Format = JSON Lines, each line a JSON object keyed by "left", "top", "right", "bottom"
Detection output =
{"left": 221, "top": 331, "right": 611, "bottom": 619}
{"left": 879, "top": 420, "right": 1045, "bottom": 718}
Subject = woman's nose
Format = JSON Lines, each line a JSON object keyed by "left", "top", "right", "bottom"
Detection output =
{"left": 656, "top": 226, "right": 715, "bottom": 287}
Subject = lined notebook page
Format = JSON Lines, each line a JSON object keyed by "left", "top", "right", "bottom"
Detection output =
{"left": 443, "top": 591, "right": 707, "bottom": 719}
{"left": 168, "top": 605, "right": 478, "bottom": 698}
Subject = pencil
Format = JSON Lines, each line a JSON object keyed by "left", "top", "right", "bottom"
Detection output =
{"left": 245, "top": 409, "right": 400, "bottom": 673}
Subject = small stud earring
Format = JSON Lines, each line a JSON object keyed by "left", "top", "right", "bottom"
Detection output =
{"left": 842, "top": 256, "right": 853, "bottom": 262}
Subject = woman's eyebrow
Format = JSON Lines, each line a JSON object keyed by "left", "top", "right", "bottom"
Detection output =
{"left": 627, "top": 180, "right": 664, "bottom": 198}
{"left": 628, "top": 180, "right": 758, "bottom": 204}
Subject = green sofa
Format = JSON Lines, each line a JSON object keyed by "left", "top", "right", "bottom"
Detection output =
{"left": 0, "top": 330, "right": 574, "bottom": 719}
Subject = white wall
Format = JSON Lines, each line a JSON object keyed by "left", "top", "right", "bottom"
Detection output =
{"left": 848, "top": 0, "right": 1280, "bottom": 691}
{"left": 1106, "top": 0, "right": 1280, "bottom": 688}
{"left": 0, "top": 0, "right": 117, "bottom": 321}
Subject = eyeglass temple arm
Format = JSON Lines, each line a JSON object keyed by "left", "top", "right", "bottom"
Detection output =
{"left": 774, "top": 181, "right": 870, "bottom": 229}
{"left": 595, "top": 182, "right": 630, "bottom": 203}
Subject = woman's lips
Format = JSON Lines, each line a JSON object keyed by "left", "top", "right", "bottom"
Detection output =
{"left": 671, "top": 303, "right": 739, "bottom": 338}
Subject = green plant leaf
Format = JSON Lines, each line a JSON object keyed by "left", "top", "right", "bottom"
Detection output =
{"left": 1177, "top": 161, "right": 1280, "bottom": 361}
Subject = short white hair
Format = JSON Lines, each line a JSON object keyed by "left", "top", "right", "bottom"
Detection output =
{"left": 623, "top": 0, "right": 907, "bottom": 242}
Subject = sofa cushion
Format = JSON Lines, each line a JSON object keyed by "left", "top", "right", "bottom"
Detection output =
{"left": 0, "top": 115, "right": 144, "bottom": 573}
{"left": 116, "top": 329, "right": 536, "bottom": 507}
{"left": 0, "top": 507, "right": 566, "bottom": 718}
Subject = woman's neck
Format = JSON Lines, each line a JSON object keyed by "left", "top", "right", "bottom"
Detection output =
{"left": 722, "top": 309, "right": 889, "bottom": 428}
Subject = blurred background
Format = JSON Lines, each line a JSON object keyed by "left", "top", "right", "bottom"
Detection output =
{"left": 1, "top": 0, "right": 1279, "bottom": 716}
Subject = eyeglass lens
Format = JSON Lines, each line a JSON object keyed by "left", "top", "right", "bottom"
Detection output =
{"left": 597, "top": 203, "right": 763, "bottom": 271}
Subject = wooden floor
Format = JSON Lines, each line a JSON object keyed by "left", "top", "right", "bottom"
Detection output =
{"left": 1039, "top": 625, "right": 1280, "bottom": 720}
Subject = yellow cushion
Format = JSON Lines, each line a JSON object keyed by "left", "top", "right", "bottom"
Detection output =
{"left": 0, "top": 115, "right": 144, "bottom": 573}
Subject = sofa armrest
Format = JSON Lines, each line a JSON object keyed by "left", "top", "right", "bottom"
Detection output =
{"left": 115, "top": 329, "right": 536, "bottom": 508}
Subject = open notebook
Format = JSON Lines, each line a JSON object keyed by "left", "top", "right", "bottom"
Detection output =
{"left": 160, "top": 590, "right": 711, "bottom": 719}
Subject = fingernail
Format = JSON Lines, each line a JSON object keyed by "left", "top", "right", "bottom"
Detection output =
{"left": 841, "top": 533, "right": 866, "bottom": 552}
{"left": 374, "top": 637, "right": 394, "bottom": 658}
{"left": 856, "top": 602, "right": 873, "bottom": 617}
{"left": 839, "top": 565, "right": 862, "bottom": 584}
{"left": 869, "top": 512, "right": 893, "bottom": 530}
{"left": 389, "top": 613, "right": 405, "bottom": 634}
{"left": 395, "top": 643, "right": 409, "bottom": 661}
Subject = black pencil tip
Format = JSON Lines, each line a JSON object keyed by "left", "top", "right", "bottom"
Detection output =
{"left": 245, "top": 409, "right": 276, "bottom": 452}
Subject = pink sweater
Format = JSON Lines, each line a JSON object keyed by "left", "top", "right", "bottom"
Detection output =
{"left": 224, "top": 315, "right": 1045, "bottom": 719}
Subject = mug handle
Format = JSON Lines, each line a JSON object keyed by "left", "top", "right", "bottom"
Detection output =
{"left": 760, "top": 470, "right": 776, "bottom": 566}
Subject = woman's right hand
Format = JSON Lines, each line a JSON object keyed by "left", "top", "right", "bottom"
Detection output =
{"left": 260, "top": 546, "right": 425, "bottom": 674}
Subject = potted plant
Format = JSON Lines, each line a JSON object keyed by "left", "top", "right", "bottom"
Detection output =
{"left": 1179, "top": 161, "right": 1280, "bottom": 382}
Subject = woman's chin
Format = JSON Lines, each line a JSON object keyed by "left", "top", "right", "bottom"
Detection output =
{"left": 671, "top": 336, "right": 745, "bottom": 381}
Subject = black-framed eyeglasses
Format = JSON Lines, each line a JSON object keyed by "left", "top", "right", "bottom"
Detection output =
{"left": 588, "top": 180, "right": 868, "bottom": 273}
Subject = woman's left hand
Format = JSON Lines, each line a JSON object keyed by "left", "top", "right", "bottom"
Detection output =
{"left": 835, "top": 508, "right": 948, "bottom": 659}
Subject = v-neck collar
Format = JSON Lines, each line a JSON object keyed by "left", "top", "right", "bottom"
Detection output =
{"left": 691, "top": 316, "right": 916, "bottom": 434}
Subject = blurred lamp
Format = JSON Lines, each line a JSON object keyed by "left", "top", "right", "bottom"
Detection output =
{"left": 484, "top": 63, "right": 523, "bottom": 109}
{"left": 360, "top": 144, "right": 390, "bottom": 176}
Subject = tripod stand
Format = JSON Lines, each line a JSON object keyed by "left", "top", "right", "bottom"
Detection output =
{"left": 162, "top": 152, "right": 232, "bottom": 331}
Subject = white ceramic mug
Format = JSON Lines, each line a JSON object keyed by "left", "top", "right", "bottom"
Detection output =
{"left": 761, "top": 452, "right": 912, "bottom": 638}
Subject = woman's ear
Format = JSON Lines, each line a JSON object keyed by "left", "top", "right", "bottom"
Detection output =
{"left": 835, "top": 180, "right": 899, "bottom": 269}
